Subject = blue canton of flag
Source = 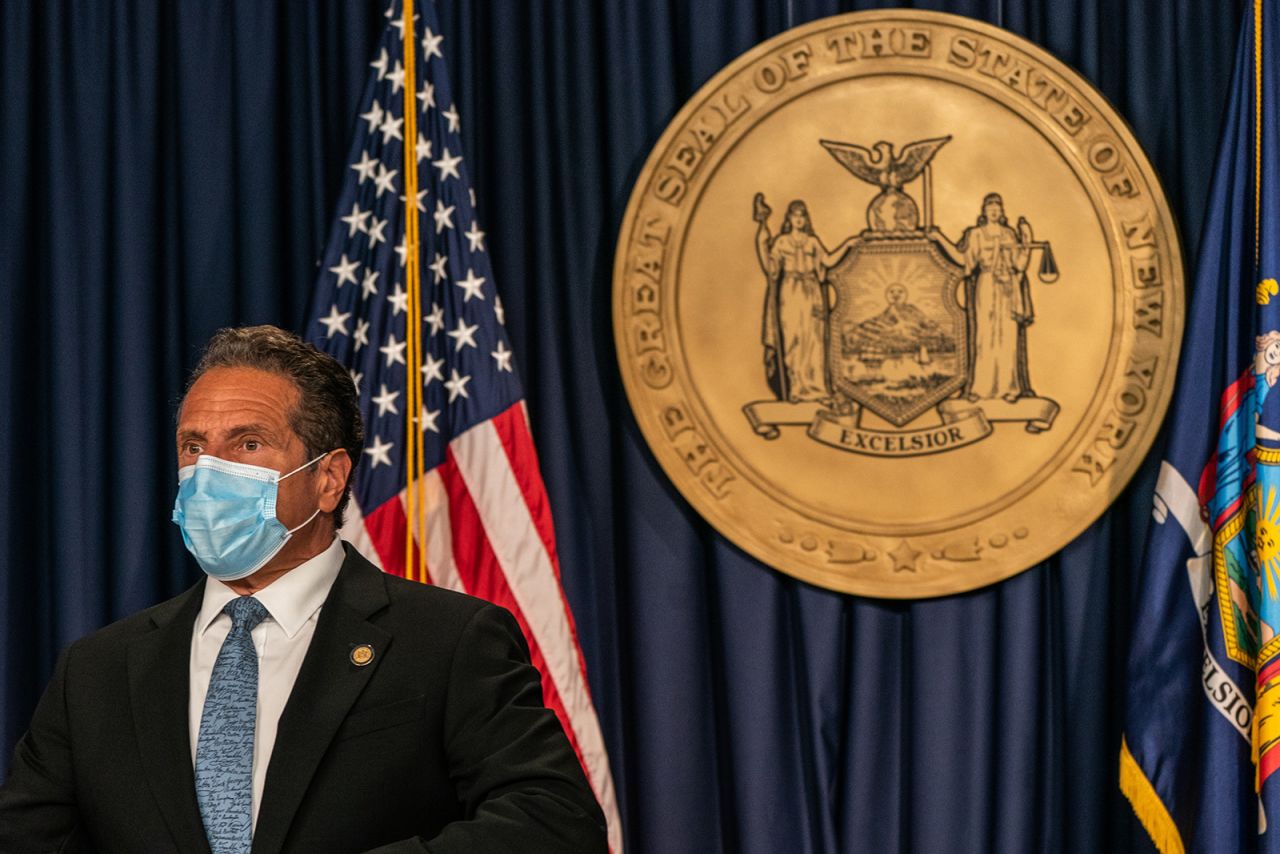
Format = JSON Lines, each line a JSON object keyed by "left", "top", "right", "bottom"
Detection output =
{"left": 1121, "top": 2, "right": 1280, "bottom": 851}
{"left": 302, "top": 3, "right": 622, "bottom": 849}
{"left": 308, "top": 7, "right": 517, "bottom": 515}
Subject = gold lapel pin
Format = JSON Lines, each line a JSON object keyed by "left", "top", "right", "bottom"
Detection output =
{"left": 350, "top": 644, "right": 375, "bottom": 666}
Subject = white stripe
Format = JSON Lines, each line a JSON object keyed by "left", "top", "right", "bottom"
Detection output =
{"left": 452, "top": 422, "right": 624, "bottom": 852}
{"left": 339, "top": 498, "right": 383, "bottom": 570}
{"left": 403, "top": 471, "right": 465, "bottom": 593}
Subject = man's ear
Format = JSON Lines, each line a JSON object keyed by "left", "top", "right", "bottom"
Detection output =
{"left": 317, "top": 450, "right": 353, "bottom": 513}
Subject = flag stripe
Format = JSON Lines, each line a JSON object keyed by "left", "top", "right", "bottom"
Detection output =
{"left": 451, "top": 419, "right": 620, "bottom": 836}
{"left": 362, "top": 496, "right": 412, "bottom": 578}
{"left": 491, "top": 404, "right": 561, "bottom": 575}
{"left": 437, "top": 450, "right": 589, "bottom": 766}
{"left": 491, "top": 404, "right": 610, "bottom": 755}
{"left": 338, "top": 498, "right": 384, "bottom": 572}
{"left": 406, "top": 472, "right": 464, "bottom": 593}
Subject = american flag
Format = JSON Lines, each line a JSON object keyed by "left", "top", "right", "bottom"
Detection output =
{"left": 303, "top": 3, "right": 622, "bottom": 848}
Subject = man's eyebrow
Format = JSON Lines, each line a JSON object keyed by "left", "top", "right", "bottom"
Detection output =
{"left": 223, "top": 424, "right": 278, "bottom": 440}
{"left": 175, "top": 424, "right": 280, "bottom": 444}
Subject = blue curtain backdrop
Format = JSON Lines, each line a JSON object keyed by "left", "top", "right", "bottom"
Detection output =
{"left": 0, "top": 1, "right": 1244, "bottom": 851}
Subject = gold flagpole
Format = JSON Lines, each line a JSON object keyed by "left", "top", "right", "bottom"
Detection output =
{"left": 402, "top": 0, "right": 424, "bottom": 581}
{"left": 1257, "top": 0, "right": 1263, "bottom": 269}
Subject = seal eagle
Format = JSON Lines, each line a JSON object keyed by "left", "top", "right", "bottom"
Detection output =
{"left": 819, "top": 136, "right": 951, "bottom": 231}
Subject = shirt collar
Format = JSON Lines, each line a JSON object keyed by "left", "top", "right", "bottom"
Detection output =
{"left": 195, "top": 537, "right": 346, "bottom": 639}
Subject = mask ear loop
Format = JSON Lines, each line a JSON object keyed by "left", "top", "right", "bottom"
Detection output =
{"left": 279, "top": 451, "right": 331, "bottom": 481}
{"left": 279, "top": 451, "right": 333, "bottom": 536}
{"left": 286, "top": 507, "right": 323, "bottom": 535}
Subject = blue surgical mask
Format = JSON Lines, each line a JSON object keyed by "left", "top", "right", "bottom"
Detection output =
{"left": 171, "top": 453, "right": 328, "bottom": 581}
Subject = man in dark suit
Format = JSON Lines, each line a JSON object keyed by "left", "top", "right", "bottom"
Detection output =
{"left": 0, "top": 326, "right": 607, "bottom": 853}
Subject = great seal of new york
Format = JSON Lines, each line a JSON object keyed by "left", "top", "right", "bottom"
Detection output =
{"left": 612, "top": 9, "right": 1184, "bottom": 598}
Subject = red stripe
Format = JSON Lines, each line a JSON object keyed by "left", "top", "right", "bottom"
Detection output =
{"left": 491, "top": 405, "right": 599, "bottom": 706}
{"left": 364, "top": 496, "right": 431, "bottom": 583}
{"left": 437, "top": 450, "right": 588, "bottom": 765}
{"left": 365, "top": 498, "right": 408, "bottom": 577}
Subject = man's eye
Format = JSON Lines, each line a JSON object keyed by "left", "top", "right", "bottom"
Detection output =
{"left": 244, "top": 440, "right": 260, "bottom": 452}
{"left": 184, "top": 444, "right": 202, "bottom": 456}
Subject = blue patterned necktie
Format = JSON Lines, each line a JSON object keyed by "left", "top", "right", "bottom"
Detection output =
{"left": 195, "top": 596, "right": 269, "bottom": 853}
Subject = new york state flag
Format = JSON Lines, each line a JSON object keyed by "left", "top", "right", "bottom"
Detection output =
{"left": 1122, "top": 2, "right": 1280, "bottom": 851}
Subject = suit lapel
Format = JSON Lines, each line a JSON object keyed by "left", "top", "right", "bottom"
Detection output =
{"left": 128, "top": 582, "right": 212, "bottom": 854}
{"left": 252, "top": 548, "right": 391, "bottom": 854}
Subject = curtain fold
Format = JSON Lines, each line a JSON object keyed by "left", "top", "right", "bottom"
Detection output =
{"left": 0, "top": 2, "right": 1245, "bottom": 851}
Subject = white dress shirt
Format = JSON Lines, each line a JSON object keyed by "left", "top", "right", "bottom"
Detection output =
{"left": 188, "top": 536, "right": 345, "bottom": 830}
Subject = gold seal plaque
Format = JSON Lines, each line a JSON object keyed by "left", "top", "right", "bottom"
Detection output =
{"left": 612, "top": 10, "right": 1184, "bottom": 597}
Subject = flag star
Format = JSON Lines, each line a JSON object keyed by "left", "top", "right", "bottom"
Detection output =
{"left": 422, "top": 28, "right": 444, "bottom": 59}
{"left": 491, "top": 339, "right": 513, "bottom": 373}
{"left": 433, "top": 148, "right": 462, "bottom": 181}
{"left": 444, "top": 368, "right": 471, "bottom": 402}
{"left": 394, "top": 234, "right": 409, "bottom": 267}
{"left": 353, "top": 318, "right": 370, "bottom": 349}
{"left": 371, "top": 383, "right": 400, "bottom": 416}
{"left": 399, "top": 187, "right": 427, "bottom": 212}
{"left": 386, "top": 60, "right": 405, "bottom": 94}
{"left": 425, "top": 302, "right": 445, "bottom": 335}
{"left": 418, "top": 81, "right": 436, "bottom": 111}
{"left": 318, "top": 304, "right": 351, "bottom": 337}
{"left": 349, "top": 369, "right": 363, "bottom": 393}
{"left": 380, "top": 333, "right": 407, "bottom": 367}
{"left": 446, "top": 317, "right": 478, "bottom": 351}
{"left": 456, "top": 268, "right": 486, "bottom": 302}
{"left": 350, "top": 150, "right": 378, "bottom": 184}
{"left": 360, "top": 99, "right": 384, "bottom": 134}
{"left": 370, "top": 48, "right": 389, "bottom": 80}
{"left": 341, "top": 202, "right": 370, "bottom": 237}
{"left": 379, "top": 112, "right": 404, "bottom": 144}
{"left": 429, "top": 252, "right": 448, "bottom": 283}
{"left": 363, "top": 435, "right": 394, "bottom": 468}
{"left": 421, "top": 351, "right": 445, "bottom": 384}
{"left": 494, "top": 295, "right": 505, "bottom": 325}
{"left": 433, "top": 199, "right": 455, "bottom": 233}
{"left": 464, "top": 220, "right": 486, "bottom": 253}
{"left": 329, "top": 254, "right": 360, "bottom": 287}
{"left": 388, "top": 282, "right": 409, "bottom": 315}
{"left": 443, "top": 103, "right": 460, "bottom": 134}
{"left": 374, "top": 163, "right": 398, "bottom": 197}
{"left": 420, "top": 405, "right": 440, "bottom": 433}
{"left": 415, "top": 132, "right": 432, "bottom": 164}
{"left": 360, "top": 269, "right": 380, "bottom": 300}
{"left": 389, "top": 12, "right": 417, "bottom": 39}
{"left": 367, "top": 216, "right": 388, "bottom": 248}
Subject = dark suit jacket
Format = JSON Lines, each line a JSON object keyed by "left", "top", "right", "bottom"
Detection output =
{"left": 0, "top": 544, "right": 607, "bottom": 853}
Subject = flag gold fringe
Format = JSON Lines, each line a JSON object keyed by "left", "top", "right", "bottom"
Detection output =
{"left": 1119, "top": 737, "right": 1185, "bottom": 854}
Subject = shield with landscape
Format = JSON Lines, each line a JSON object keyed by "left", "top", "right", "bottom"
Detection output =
{"left": 828, "top": 237, "right": 967, "bottom": 426}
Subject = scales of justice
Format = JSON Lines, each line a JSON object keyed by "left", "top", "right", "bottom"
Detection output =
{"left": 743, "top": 135, "right": 1061, "bottom": 457}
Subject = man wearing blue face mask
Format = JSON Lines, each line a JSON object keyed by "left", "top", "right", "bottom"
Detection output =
{"left": 0, "top": 325, "right": 607, "bottom": 854}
